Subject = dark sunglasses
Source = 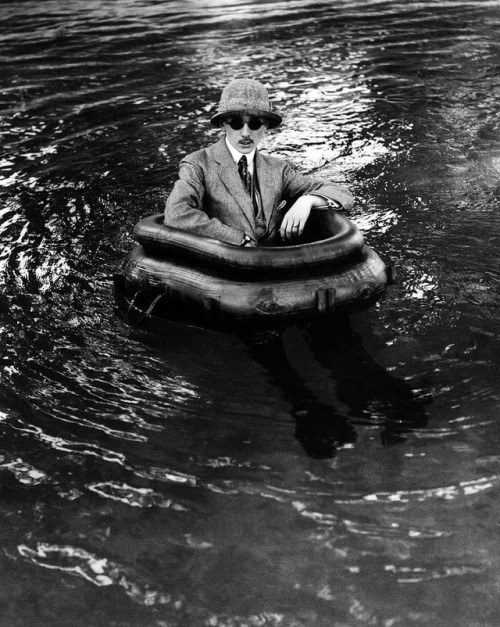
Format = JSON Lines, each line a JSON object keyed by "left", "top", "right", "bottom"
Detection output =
{"left": 225, "top": 116, "right": 266, "bottom": 131}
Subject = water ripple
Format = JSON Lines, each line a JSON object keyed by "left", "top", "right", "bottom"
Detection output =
{"left": 336, "top": 475, "right": 500, "bottom": 504}
{"left": 384, "top": 563, "right": 486, "bottom": 584}
{"left": 18, "top": 543, "right": 182, "bottom": 607}
{"left": 87, "top": 481, "right": 187, "bottom": 510}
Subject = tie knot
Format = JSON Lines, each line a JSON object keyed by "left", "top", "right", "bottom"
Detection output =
{"left": 239, "top": 155, "right": 247, "bottom": 166}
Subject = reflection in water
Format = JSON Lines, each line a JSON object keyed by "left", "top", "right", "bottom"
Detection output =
{"left": 244, "top": 314, "right": 431, "bottom": 459}
{"left": 304, "top": 316, "right": 432, "bottom": 445}
{"left": 245, "top": 329, "right": 357, "bottom": 459}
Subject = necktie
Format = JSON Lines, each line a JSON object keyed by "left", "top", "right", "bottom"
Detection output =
{"left": 238, "top": 155, "right": 251, "bottom": 194}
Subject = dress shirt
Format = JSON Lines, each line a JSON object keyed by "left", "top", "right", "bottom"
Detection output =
{"left": 225, "top": 137, "right": 256, "bottom": 176}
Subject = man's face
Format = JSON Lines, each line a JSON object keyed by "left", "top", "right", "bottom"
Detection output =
{"left": 223, "top": 114, "right": 267, "bottom": 154}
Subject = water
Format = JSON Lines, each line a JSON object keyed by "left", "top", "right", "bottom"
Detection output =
{"left": 1, "top": 0, "right": 500, "bottom": 624}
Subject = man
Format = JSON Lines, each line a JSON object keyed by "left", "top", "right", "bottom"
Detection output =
{"left": 164, "top": 79, "right": 354, "bottom": 247}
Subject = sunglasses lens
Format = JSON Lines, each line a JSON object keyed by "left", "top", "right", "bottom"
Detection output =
{"left": 227, "top": 116, "right": 264, "bottom": 130}
{"left": 228, "top": 117, "right": 244, "bottom": 130}
{"left": 248, "top": 117, "right": 264, "bottom": 130}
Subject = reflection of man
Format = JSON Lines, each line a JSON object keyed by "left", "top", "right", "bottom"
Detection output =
{"left": 247, "top": 316, "right": 431, "bottom": 459}
{"left": 164, "top": 79, "right": 354, "bottom": 247}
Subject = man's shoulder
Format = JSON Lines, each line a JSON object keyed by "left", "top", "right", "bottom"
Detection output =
{"left": 257, "top": 149, "right": 289, "bottom": 169}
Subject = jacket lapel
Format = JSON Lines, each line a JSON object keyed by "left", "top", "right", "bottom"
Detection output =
{"left": 255, "top": 150, "right": 277, "bottom": 224}
{"left": 213, "top": 138, "right": 255, "bottom": 231}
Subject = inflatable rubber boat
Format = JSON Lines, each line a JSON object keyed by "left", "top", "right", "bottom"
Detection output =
{"left": 114, "top": 211, "right": 391, "bottom": 331}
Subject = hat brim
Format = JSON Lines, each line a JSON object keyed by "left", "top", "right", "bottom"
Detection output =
{"left": 210, "top": 109, "right": 282, "bottom": 129}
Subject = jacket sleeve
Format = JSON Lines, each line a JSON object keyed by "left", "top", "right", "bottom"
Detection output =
{"left": 281, "top": 163, "right": 355, "bottom": 211}
{"left": 164, "top": 159, "right": 245, "bottom": 246}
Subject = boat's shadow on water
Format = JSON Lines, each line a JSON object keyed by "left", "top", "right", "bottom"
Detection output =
{"left": 241, "top": 314, "right": 433, "bottom": 459}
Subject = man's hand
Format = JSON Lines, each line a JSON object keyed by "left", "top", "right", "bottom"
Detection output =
{"left": 279, "top": 196, "right": 313, "bottom": 242}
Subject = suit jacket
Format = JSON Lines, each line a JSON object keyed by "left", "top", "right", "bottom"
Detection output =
{"left": 164, "top": 137, "right": 355, "bottom": 246}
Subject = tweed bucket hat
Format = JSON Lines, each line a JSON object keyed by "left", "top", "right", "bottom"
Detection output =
{"left": 210, "top": 79, "right": 282, "bottom": 129}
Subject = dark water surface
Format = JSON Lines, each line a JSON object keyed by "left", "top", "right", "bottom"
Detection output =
{"left": 1, "top": 1, "right": 500, "bottom": 625}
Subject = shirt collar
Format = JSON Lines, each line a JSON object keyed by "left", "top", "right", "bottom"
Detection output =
{"left": 225, "top": 137, "right": 256, "bottom": 167}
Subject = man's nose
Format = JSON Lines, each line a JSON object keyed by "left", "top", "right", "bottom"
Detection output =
{"left": 241, "top": 123, "right": 251, "bottom": 134}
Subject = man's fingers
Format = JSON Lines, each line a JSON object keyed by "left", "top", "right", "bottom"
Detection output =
{"left": 280, "top": 217, "right": 303, "bottom": 241}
